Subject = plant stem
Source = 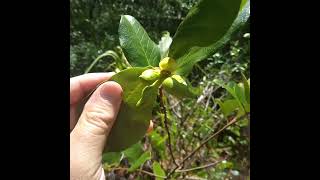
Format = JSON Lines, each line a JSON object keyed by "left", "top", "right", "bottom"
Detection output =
{"left": 84, "top": 50, "right": 120, "bottom": 74}
{"left": 159, "top": 87, "right": 179, "bottom": 168}
{"left": 111, "top": 159, "right": 225, "bottom": 180}
{"left": 175, "top": 157, "right": 226, "bottom": 173}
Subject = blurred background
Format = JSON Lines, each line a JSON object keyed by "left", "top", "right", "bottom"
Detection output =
{"left": 71, "top": 0, "right": 250, "bottom": 179}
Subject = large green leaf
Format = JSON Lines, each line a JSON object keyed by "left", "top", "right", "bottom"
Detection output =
{"left": 128, "top": 151, "right": 151, "bottom": 172}
{"left": 174, "top": 0, "right": 250, "bottom": 76}
{"left": 119, "top": 15, "right": 161, "bottom": 67}
{"left": 169, "top": 0, "right": 241, "bottom": 66}
{"left": 152, "top": 161, "right": 166, "bottom": 180}
{"left": 104, "top": 67, "right": 157, "bottom": 152}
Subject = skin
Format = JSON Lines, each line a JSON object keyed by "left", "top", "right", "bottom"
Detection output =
{"left": 70, "top": 72, "right": 152, "bottom": 180}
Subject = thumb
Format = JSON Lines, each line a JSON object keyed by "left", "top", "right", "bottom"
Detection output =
{"left": 71, "top": 81, "right": 122, "bottom": 153}
{"left": 70, "top": 81, "right": 122, "bottom": 179}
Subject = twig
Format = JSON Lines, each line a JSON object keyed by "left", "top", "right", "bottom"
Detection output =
{"left": 167, "top": 115, "right": 244, "bottom": 178}
{"left": 175, "top": 157, "right": 226, "bottom": 173}
{"left": 112, "top": 167, "right": 167, "bottom": 179}
{"left": 111, "top": 159, "right": 224, "bottom": 179}
{"left": 184, "top": 177, "right": 207, "bottom": 180}
{"left": 159, "top": 87, "right": 179, "bottom": 167}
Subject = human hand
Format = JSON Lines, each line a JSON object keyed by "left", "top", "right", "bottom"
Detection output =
{"left": 70, "top": 72, "right": 154, "bottom": 180}
{"left": 70, "top": 72, "right": 122, "bottom": 180}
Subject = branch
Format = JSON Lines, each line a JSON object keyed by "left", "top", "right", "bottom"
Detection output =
{"left": 159, "top": 87, "right": 179, "bottom": 167}
{"left": 167, "top": 115, "right": 246, "bottom": 178}
{"left": 176, "top": 157, "right": 226, "bottom": 173}
{"left": 110, "top": 158, "right": 225, "bottom": 179}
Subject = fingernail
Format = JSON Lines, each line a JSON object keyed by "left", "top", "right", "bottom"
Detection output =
{"left": 100, "top": 81, "right": 123, "bottom": 103}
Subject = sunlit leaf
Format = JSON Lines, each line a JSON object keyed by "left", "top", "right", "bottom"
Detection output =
{"left": 152, "top": 161, "right": 166, "bottom": 180}
{"left": 104, "top": 67, "right": 157, "bottom": 152}
{"left": 128, "top": 151, "right": 151, "bottom": 172}
{"left": 119, "top": 15, "right": 161, "bottom": 67}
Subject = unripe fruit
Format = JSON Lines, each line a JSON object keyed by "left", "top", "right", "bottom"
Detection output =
{"left": 139, "top": 68, "right": 160, "bottom": 81}
{"left": 159, "top": 57, "right": 177, "bottom": 72}
{"left": 162, "top": 75, "right": 196, "bottom": 99}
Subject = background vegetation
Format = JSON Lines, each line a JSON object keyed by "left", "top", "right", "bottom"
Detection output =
{"left": 71, "top": 0, "right": 250, "bottom": 179}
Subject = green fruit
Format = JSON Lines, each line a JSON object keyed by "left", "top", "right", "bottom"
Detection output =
{"left": 139, "top": 68, "right": 160, "bottom": 81}
{"left": 162, "top": 75, "right": 196, "bottom": 99}
{"left": 159, "top": 57, "right": 177, "bottom": 72}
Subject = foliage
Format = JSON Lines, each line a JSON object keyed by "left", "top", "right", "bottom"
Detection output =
{"left": 71, "top": 0, "right": 198, "bottom": 77}
{"left": 106, "top": 0, "right": 245, "bottom": 153}
{"left": 71, "top": 0, "right": 250, "bottom": 179}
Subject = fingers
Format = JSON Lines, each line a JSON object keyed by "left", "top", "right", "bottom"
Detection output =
{"left": 71, "top": 81, "right": 122, "bottom": 154}
{"left": 70, "top": 72, "right": 115, "bottom": 105}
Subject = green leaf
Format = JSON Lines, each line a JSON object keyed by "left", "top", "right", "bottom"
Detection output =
{"left": 136, "top": 77, "right": 165, "bottom": 107}
{"left": 104, "top": 67, "right": 157, "bottom": 152}
{"left": 243, "top": 103, "right": 250, "bottom": 113}
{"left": 230, "top": 84, "right": 245, "bottom": 115}
{"left": 102, "top": 152, "right": 122, "bottom": 165}
{"left": 158, "top": 31, "right": 173, "bottom": 59}
{"left": 231, "top": 126, "right": 241, "bottom": 137}
{"left": 162, "top": 75, "right": 198, "bottom": 99}
{"left": 235, "top": 84, "right": 246, "bottom": 107}
{"left": 238, "top": 118, "right": 249, "bottom": 127}
{"left": 149, "top": 131, "right": 166, "bottom": 149}
{"left": 148, "top": 131, "right": 166, "bottom": 158}
{"left": 216, "top": 99, "right": 239, "bottom": 117}
{"left": 241, "top": 73, "right": 250, "bottom": 104}
{"left": 174, "top": 0, "right": 250, "bottom": 76}
{"left": 235, "top": 83, "right": 250, "bottom": 113}
{"left": 217, "top": 160, "right": 234, "bottom": 170}
{"left": 170, "top": 0, "right": 241, "bottom": 60}
{"left": 119, "top": 15, "right": 161, "bottom": 67}
{"left": 214, "top": 79, "right": 247, "bottom": 116}
{"left": 128, "top": 151, "right": 151, "bottom": 172}
{"left": 170, "top": 0, "right": 241, "bottom": 73}
{"left": 123, "top": 143, "right": 144, "bottom": 163}
{"left": 152, "top": 161, "right": 166, "bottom": 180}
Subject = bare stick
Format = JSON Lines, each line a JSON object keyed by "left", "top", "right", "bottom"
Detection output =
{"left": 159, "top": 87, "right": 179, "bottom": 167}
{"left": 111, "top": 158, "right": 225, "bottom": 178}
{"left": 176, "top": 157, "right": 226, "bottom": 173}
